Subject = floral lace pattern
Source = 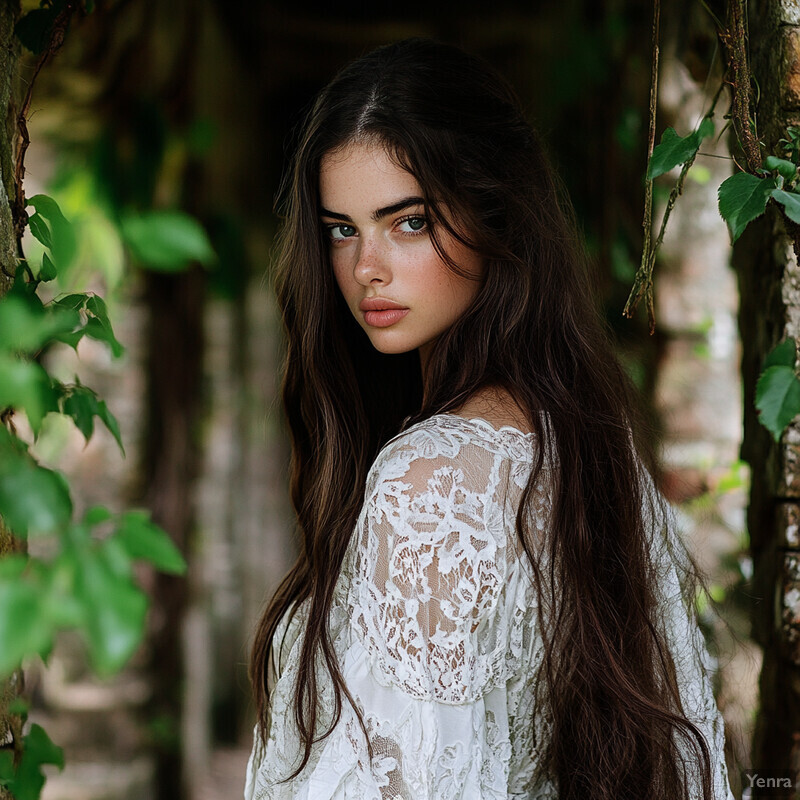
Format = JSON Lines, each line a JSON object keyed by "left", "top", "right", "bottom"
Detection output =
{"left": 244, "top": 414, "right": 733, "bottom": 800}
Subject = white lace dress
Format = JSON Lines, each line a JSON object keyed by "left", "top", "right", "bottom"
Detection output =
{"left": 244, "top": 413, "right": 734, "bottom": 800}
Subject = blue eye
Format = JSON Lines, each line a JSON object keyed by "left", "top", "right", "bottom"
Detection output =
{"left": 328, "top": 224, "right": 356, "bottom": 240}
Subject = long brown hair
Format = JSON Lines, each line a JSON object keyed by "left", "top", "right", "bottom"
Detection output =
{"left": 250, "top": 38, "right": 715, "bottom": 800}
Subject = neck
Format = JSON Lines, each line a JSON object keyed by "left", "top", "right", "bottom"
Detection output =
{"left": 418, "top": 342, "right": 433, "bottom": 389}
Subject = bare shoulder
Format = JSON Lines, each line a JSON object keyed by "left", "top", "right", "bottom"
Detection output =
{"left": 451, "top": 386, "right": 533, "bottom": 434}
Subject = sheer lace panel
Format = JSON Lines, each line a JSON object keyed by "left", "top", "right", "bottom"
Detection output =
{"left": 351, "top": 426, "right": 521, "bottom": 703}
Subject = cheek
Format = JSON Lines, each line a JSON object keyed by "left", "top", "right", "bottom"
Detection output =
{"left": 330, "top": 253, "right": 354, "bottom": 298}
{"left": 423, "top": 242, "right": 483, "bottom": 311}
{"left": 435, "top": 265, "right": 482, "bottom": 312}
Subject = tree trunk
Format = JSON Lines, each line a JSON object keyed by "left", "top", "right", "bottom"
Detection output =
{"left": 736, "top": 0, "right": 800, "bottom": 781}
{"left": 142, "top": 266, "right": 205, "bottom": 800}
{"left": 655, "top": 11, "right": 754, "bottom": 790}
{"left": 0, "top": 0, "right": 18, "bottom": 298}
{"left": 0, "top": 2, "right": 22, "bottom": 797}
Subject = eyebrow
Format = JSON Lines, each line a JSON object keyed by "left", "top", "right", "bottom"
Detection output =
{"left": 320, "top": 196, "right": 425, "bottom": 223}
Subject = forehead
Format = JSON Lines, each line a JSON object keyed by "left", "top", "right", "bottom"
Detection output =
{"left": 319, "top": 142, "right": 421, "bottom": 213}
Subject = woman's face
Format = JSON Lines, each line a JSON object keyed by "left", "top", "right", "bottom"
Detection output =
{"left": 319, "top": 141, "right": 483, "bottom": 366}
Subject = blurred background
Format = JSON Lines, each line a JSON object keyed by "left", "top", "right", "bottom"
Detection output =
{"left": 16, "top": 0, "right": 756, "bottom": 797}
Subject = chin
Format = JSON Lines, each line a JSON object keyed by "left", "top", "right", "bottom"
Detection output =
{"left": 366, "top": 336, "right": 418, "bottom": 356}
{"left": 370, "top": 343, "right": 416, "bottom": 356}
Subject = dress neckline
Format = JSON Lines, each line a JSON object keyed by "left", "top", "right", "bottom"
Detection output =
{"left": 431, "top": 412, "right": 536, "bottom": 440}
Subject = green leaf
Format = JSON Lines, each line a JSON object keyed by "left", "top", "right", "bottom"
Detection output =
{"left": 771, "top": 188, "right": 800, "bottom": 224}
{"left": 0, "top": 554, "right": 29, "bottom": 579}
{"left": 764, "top": 338, "right": 797, "bottom": 369}
{"left": 25, "top": 724, "right": 64, "bottom": 769}
{"left": 0, "top": 454, "right": 72, "bottom": 536}
{"left": 0, "top": 354, "right": 56, "bottom": 433}
{"left": 0, "top": 426, "right": 28, "bottom": 454}
{"left": 52, "top": 384, "right": 124, "bottom": 453}
{"left": 9, "top": 268, "right": 42, "bottom": 302}
{"left": 40, "top": 552, "right": 85, "bottom": 628}
{"left": 8, "top": 696, "right": 30, "bottom": 715}
{"left": 86, "top": 294, "right": 110, "bottom": 326}
{"left": 50, "top": 294, "right": 89, "bottom": 350}
{"left": 27, "top": 213, "right": 51, "bottom": 249}
{"left": 0, "top": 295, "right": 79, "bottom": 354}
{"left": 0, "top": 749, "right": 13, "bottom": 783}
{"left": 84, "top": 505, "right": 113, "bottom": 526}
{"left": 697, "top": 117, "right": 714, "bottom": 139}
{"left": 85, "top": 297, "right": 125, "bottom": 355}
{"left": 52, "top": 293, "right": 88, "bottom": 312}
{"left": 8, "top": 759, "right": 44, "bottom": 800}
{"left": 718, "top": 172, "right": 779, "bottom": 242}
{"left": 10, "top": 724, "right": 64, "bottom": 800}
{"left": 51, "top": 329, "right": 85, "bottom": 350}
{"left": 66, "top": 519, "right": 90, "bottom": 547}
{"left": 121, "top": 210, "right": 216, "bottom": 271}
{"left": 48, "top": 293, "right": 126, "bottom": 357}
{"left": 96, "top": 400, "right": 124, "bottom": 454}
{"left": 27, "top": 195, "right": 67, "bottom": 224}
{"left": 27, "top": 195, "right": 77, "bottom": 272}
{"left": 0, "top": 580, "right": 52, "bottom": 676}
{"left": 40, "top": 252, "right": 57, "bottom": 282}
{"left": 74, "top": 546, "right": 148, "bottom": 674}
{"left": 83, "top": 316, "right": 124, "bottom": 358}
{"left": 647, "top": 117, "right": 714, "bottom": 180}
{"left": 764, "top": 155, "right": 798, "bottom": 181}
{"left": 61, "top": 386, "right": 97, "bottom": 441}
{"left": 115, "top": 511, "right": 186, "bottom": 574}
{"left": 756, "top": 364, "right": 800, "bottom": 441}
{"left": 105, "top": 539, "right": 135, "bottom": 582}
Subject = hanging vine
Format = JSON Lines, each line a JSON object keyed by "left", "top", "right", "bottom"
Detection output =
{"left": 623, "top": 0, "right": 800, "bottom": 443}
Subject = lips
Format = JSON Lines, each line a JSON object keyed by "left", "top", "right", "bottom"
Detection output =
{"left": 358, "top": 297, "right": 409, "bottom": 328}
{"left": 359, "top": 297, "right": 407, "bottom": 311}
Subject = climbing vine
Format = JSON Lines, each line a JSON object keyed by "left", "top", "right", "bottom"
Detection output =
{"left": 0, "top": 196, "right": 189, "bottom": 800}
{"left": 0, "top": 2, "right": 215, "bottom": 797}
{"left": 625, "top": 0, "right": 800, "bottom": 444}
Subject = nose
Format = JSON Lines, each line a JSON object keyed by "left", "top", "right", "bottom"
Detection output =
{"left": 352, "top": 236, "right": 390, "bottom": 286}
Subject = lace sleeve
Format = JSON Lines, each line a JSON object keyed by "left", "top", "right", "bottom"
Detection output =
{"left": 351, "top": 435, "right": 512, "bottom": 704}
{"left": 244, "top": 421, "right": 547, "bottom": 800}
{"left": 649, "top": 490, "right": 735, "bottom": 800}
{"left": 293, "top": 430, "right": 531, "bottom": 800}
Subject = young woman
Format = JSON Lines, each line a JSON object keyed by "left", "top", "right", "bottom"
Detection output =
{"left": 245, "top": 38, "right": 734, "bottom": 800}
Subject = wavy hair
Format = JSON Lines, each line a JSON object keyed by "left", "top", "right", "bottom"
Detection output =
{"left": 249, "top": 37, "right": 715, "bottom": 800}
